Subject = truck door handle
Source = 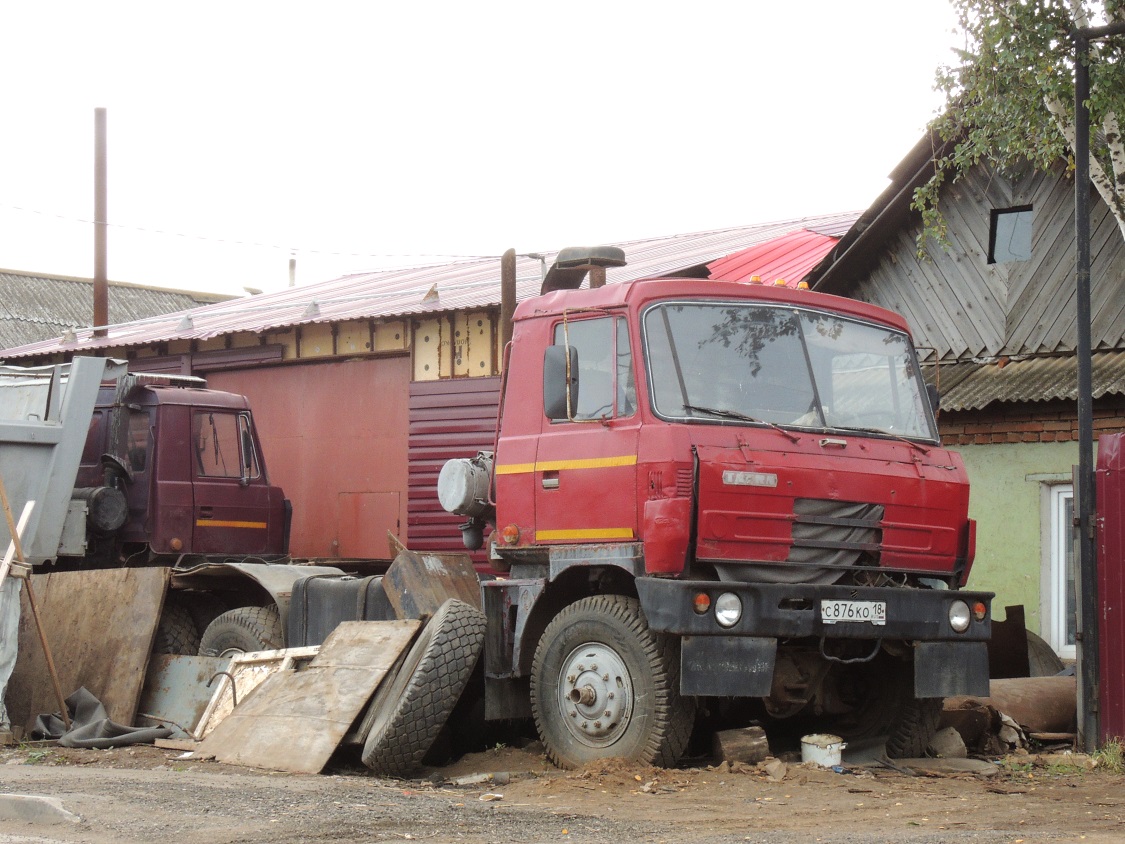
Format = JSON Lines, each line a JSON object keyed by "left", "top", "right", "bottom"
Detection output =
{"left": 542, "top": 471, "right": 560, "bottom": 490}
{"left": 199, "top": 507, "right": 213, "bottom": 519}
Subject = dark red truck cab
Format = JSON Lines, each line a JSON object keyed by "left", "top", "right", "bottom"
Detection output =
{"left": 73, "top": 375, "right": 289, "bottom": 567}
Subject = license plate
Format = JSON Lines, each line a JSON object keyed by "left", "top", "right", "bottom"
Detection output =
{"left": 820, "top": 599, "right": 886, "bottom": 625}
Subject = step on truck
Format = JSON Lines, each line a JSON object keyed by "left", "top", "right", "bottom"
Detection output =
{"left": 439, "top": 246, "right": 993, "bottom": 768}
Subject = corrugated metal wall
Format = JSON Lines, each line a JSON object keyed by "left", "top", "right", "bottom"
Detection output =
{"left": 408, "top": 376, "right": 501, "bottom": 558}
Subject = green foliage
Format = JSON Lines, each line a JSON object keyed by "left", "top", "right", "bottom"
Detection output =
{"left": 914, "top": 0, "right": 1125, "bottom": 255}
{"left": 1093, "top": 736, "right": 1125, "bottom": 772}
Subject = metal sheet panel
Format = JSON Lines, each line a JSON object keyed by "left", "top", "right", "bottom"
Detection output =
{"left": 205, "top": 357, "right": 410, "bottom": 559}
{"left": 1097, "top": 433, "right": 1125, "bottom": 742}
{"left": 408, "top": 376, "right": 501, "bottom": 559}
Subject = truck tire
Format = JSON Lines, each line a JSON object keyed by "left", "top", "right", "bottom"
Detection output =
{"left": 153, "top": 601, "right": 202, "bottom": 655}
{"left": 198, "top": 605, "right": 283, "bottom": 657}
{"left": 884, "top": 697, "right": 943, "bottom": 759}
{"left": 530, "top": 594, "right": 695, "bottom": 769}
{"left": 360, "top": 599, "right": 486, "bottom": 777}
{"left": 829, "top": 656, "right": 940, "bottom": 759}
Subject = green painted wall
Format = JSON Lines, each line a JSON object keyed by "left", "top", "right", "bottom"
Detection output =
{"left": 950, "top": 442, "right": 1077, "bottom": 632}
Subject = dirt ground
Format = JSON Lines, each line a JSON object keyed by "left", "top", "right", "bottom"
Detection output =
{"left": 0, "top": 740, "right": 1122, "bottom": 844}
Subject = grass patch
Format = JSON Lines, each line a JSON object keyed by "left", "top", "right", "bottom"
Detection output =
{"left": 1093, "top": 738, "right": 1125, "bottom": 773}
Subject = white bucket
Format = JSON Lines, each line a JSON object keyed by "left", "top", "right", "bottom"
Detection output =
{"left": 800, "top": 733, "right": 847, "bottom": 767}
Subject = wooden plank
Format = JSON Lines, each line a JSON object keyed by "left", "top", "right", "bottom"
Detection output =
{"left": 193, "top": 646, "right": 320, "bottom": 739}
{"left": 197, "top": 620, "right": 419, "bottom": 774}
{"left": 8, "top": 568, "right": 168, "bottom": 734}
{"left": 382, "top": 549, "right": 482, "bottom": 618}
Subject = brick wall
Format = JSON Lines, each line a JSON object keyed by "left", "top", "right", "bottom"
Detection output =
{"left": 938, "top": 397, "right": 1125, "bottom": 446}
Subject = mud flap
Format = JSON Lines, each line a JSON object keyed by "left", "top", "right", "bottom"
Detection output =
{"left": 914, "top": 641, "right": 990, "bottom": 698}
{"left": 680, "top": 635, "right": 776, "bottom": 697}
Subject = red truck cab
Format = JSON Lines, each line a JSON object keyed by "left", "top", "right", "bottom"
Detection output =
{"left": 74, "top": 376, "right": 289, "bottom": 567}
{"left": 443, "top": 263, "right": 992, "bottom": 768}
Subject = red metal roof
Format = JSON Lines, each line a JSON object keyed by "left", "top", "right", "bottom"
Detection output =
{"left": 706, "top": 228, "right": 841, "bottom": 286}
{"left": 0, "top": 213, "right": 859, "bottom": 361}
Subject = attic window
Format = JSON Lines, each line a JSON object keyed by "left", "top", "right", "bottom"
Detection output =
{"left": 988, "top": 206, "right": 1033, "bottom": 264}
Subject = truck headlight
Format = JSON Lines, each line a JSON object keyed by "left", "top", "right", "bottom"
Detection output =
{"left": 949, "top": 600, "right": 971, "bottom": 633}
{"left": 715, "top": 593, "right": 742, "bottom": 628}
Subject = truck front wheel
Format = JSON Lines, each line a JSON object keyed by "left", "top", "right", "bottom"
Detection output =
{"left": 530, "top": 595, "right": 694, "bottom": 769}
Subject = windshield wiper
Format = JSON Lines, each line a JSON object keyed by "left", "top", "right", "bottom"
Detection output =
{"left": 682, "top": 404, "right": 801, "bottom": 443}
{"left": 835, "top": 425, "right": 931, "bottom": 453}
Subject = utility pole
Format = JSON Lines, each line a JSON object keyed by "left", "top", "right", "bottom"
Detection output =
{"left": 93, "top": 108, "right": 108, "bottom": 338}
{"left": 1072, "top": 19, "right": 1125, "bottom": 752}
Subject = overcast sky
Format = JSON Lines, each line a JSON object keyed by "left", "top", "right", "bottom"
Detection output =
{"left": 0, "top": 1, "right": 962, "bottom": 299}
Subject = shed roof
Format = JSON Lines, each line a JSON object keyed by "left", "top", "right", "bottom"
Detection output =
{"left": 926, "top": 351, "right": 1125, "bottom": 411}
{"left": 0, "top": 271, "right": 230, "bottom": 351}
{"left": 0, "top": 213, "right": 858, "bottom": 361}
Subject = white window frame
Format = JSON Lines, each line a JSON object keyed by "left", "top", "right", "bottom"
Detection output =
{"left": 1041, "top": 483, "right": 1076, "bottom": 660}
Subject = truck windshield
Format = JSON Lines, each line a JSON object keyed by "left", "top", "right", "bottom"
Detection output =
{"left": 642, "top": 301, "right": 936, "bottom": 441}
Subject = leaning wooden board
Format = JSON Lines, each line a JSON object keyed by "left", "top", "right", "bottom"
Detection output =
{"left": 197, "top": 620, "right": 420, "bottom": 774}
{"left": 8, "top": 567, "right": 168, "bottom": 735}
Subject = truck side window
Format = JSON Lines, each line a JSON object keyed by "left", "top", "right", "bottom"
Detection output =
{"left": 553, "top": 317, "right": 634, "bottom": 420}
{"left": 193, "top": 412, "right": 242, "bottom": 478}
{"left": 127, "top": 409, "right": 151, "bottom": 472}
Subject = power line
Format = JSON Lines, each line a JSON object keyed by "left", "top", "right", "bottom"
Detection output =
{"left": 0, "top": 202, "right": 498, "bottom": 262}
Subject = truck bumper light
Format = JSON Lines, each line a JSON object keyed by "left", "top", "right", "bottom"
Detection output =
{"left": 949, "top": 600, "right": 971, "bottom": 633}
{"left": 715, "top": 593, "right": 742, "bottom": 628}
{"left": 500, "top": 524, "right": 520, "bottom": 545}
{"left": 692, "top": 592, "right": 711, "bottom": 614}
{"left": 972, "top": 601, "right": 988, "bottom": 622}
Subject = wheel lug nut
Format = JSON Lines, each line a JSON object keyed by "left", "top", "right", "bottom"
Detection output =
{"left": 603, "top": 710, "right": 611, "bottom": 717}
{"left": 594, "top": 721, "right": 602, "bottom": 729}
{"left": 602, "top": 674, "right": 609, "bottom": 681}
{"left": 567, "top": 675, "right": 576, "bottom": 684}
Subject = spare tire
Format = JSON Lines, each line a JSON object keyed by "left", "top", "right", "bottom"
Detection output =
{"left": 360, "top": 599, "right": 486, "bottom": 777}
{"left": 199, "top": 605, "right": 283, "bottom": 657}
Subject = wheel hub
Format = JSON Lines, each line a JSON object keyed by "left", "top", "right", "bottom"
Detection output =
{"left": 556, "top": 642, "right": 633, "bottom": 748}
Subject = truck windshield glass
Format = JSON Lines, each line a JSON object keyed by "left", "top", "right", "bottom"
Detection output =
{"left": 643, "top": 302, "right": 935, "bottom": 440}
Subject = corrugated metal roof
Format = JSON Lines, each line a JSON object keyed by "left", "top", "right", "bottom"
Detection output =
{"left": 0, "top": 271, "right": 230, "bottom": 351}
{"left": 706, "top": 229, "right": 842, "bottom": 286}
{"left": 0, "top": 213, "right": 860, "bottom": 361}
{"left": 925, "top": 352, "right": 1125, "bottom": 411}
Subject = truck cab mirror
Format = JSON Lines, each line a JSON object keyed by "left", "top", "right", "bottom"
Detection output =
{"left": 544, "top": 345, "right": 580, "bottom": 420}
{"left": 926, "top": 383, "right": 941, "bottom": 414}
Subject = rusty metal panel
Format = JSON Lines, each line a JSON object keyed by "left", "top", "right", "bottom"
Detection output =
{"left": 206, "top": 357, "right": 410, "bottom": 560}
{"left": 1098, "top": 433, "right": 1125, "bottom": 742}
{"left": 408, "top": 376, "right": 501, "bottom": 558}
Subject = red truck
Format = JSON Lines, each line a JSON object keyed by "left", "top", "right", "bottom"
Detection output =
{"left": 439, "top": 247, "right": 993, "bottom": 767}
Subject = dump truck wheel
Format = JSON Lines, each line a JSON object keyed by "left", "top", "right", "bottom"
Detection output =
{"left": 530, "top": 594, "right": 695, "bottom": 769}
{"left": 360, "top": 599, "right": 486, "bottom": 777}
{"left": 153, "top": 601, "right": 201, "bottom": 655}
{"left": 198, "top": 605, "right": 283, "bottom": 657}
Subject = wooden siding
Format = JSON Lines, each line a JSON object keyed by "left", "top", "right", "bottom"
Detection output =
{"left": 407, "top": 377, "right": 501, "bottom": 558}
{"left": 849, "top": 162, "right": 1125, "bottom": 361}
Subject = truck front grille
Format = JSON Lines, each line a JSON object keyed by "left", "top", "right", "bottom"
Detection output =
{"left": 789, "top": 498, "right": 884, "bottom": 565}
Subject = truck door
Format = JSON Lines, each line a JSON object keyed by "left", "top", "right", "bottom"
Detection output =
{"left": 191, "top": 409, "right": 277, "bottom": 555}
{"left": 534, "top": 316, "right": 640, "bottom": 545}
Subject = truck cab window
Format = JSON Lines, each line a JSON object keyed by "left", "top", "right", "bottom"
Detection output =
{"left": 127, "top": 409, "right": 151, "bottom": 472}
{"left": 193, "top": 411, "right": 252, "bottom": 478}
{"left": 553, "top": 317, "right": 635, "bottom": 420}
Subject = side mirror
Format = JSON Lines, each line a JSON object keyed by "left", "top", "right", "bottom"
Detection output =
{"left": 544, "top": 345, "right": 580, "bottom": 420}
{"left": 926, "top": 383, "right": 941, "bottom": 414}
